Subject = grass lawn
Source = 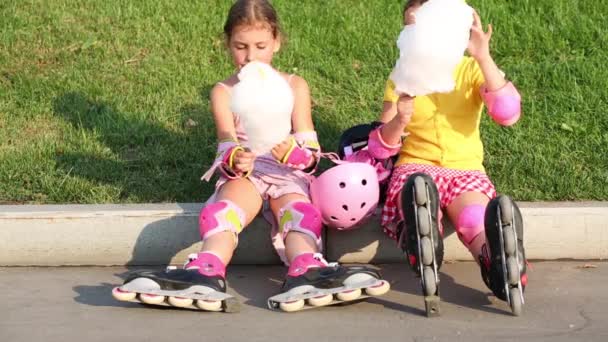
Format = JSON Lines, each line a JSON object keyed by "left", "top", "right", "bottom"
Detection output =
{"left": 0, "top": 0, "right": 606, "bottom": 204}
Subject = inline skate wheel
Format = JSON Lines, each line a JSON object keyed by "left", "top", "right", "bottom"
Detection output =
{"left": 422, "top": 266, "right": 437, "bottom": 296}
{"left": 414, "top": 177, "right": 427, "bottom": 205}
{"left": 503, "top": 225, "right": 516, "bottom": 256}
{"left": 506, "top": 256, "right": 520, "bottom": 285}
{"left": 195, "top": 299, "right": 222, "bottom": 311}
{"left": 417, "top": 206, "right": 431, "bottom": 236}
{"left": 112, "top": 287, "right": 136, "bottom": 301}
{"left": 336, "top": 288, "right": 362, "bottom": 301}
{"left": 509, "top": 287, "right": 523, "bottom": 316}
{"left": 168, "top": 296, "right": 193, "bottom": 308}
{"left": 420, "top": 236, "right": 434, "bottom": 266}
{"left": 499, "top": 196, "right": 513, "bottom": 224}
{"left": 307, "top": 294, "right": 333, "bottom": 307}
{"left": 279, "top": 299, "right": 305, "bottom": 312}
{"left": 365, "top": 280, "right": 390, "bottom": 296}
{"left": 139, "top": 293, "right": 165, "bottom": 305}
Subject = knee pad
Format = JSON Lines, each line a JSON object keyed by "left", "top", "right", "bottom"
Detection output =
{"left": 456, "top": 204, "right": 486, "bottom": 246}
{"left": 278, "top": 201, "right": 323, "bottom": 242}
{"left": 199, "top": 200, "right": 246, "bottom": 242}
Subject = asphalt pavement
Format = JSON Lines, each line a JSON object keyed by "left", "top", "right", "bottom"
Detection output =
{"left": 1, "top": 261, "right": 606, "bottom": 342}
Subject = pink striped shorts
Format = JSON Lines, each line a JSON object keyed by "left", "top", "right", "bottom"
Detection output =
{"left": 210, "top": 155, "right": 311, "bottom": 202}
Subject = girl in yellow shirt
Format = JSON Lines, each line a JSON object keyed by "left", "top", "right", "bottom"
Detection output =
{"left": 367, "top": 0, "right": 527, "bottom": 316}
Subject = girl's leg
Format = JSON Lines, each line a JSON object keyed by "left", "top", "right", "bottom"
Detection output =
{"left": 269, "top": 193, "right": 320, "bottom": 263}
{"left": 112, "top": 178, "right": 261, "bottom": 312}
{"left": 445, "top": 191, "right": 490, "bottom": 260}
{"left": 447, "top": 191, "right": 527, "bottom": 315}
{"left": 199, "top": 178, "right": 263, "bottom": 265}
{"left": 270, "top": 194, "right": 322, "bottom": 263}
{"left": 184, "top": 177, "right": 262, "bottom": 288}
{"left": 267, "top": 193, "right": 389, "bottom": 312}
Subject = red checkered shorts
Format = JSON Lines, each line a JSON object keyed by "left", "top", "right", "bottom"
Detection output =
{"left": 381, "top": 163, "right": 496, "bottom": 240}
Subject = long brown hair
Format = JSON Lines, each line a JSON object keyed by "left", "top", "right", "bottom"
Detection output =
{"left": 223, "top": 0, "right": 283, "bottom": 41}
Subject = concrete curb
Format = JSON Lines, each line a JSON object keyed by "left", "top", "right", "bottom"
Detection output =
{"left": 1, "top": 202, "right": 606, "bottom": 266}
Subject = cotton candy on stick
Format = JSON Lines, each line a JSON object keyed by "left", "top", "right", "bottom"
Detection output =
{"left": 390, "top": 0, "right": 473, "bottom": 96}
{"left": 231, "top": 61, "right": 294, "bottom": 154}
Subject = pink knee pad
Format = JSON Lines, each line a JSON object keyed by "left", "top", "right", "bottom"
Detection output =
{"left": 199, "top": 200, "right": 246, "bottom": 242}
{"left": 278, "top": 201, "right": 323, "bottom": 242}
{"left": 185, "top": 252, "right": 226, "bottom": 278}
{"left": 480, "top": 81, "right": 521, "bottom": 126}
{"left": 287, "top": 253, "right": 328, "bottom": 277}
{"left": 456, "top": 204, "right": 486, "bottom": 246}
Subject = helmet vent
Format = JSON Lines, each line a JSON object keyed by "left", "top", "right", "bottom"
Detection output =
{"left": 360, "top": 202, "right": 366, "bottom": 208}
{"left": 342, "top": 205, "right": 349, "bottom": 211}
{"left": 339, "top": 182, "right": 346, "bottom": 188}
{"left": 361, "top": 179, "right": 367, "bottom": 186}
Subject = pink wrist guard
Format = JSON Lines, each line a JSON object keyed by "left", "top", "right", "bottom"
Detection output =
{"left": 367, "top": 126, "right": 401, "bottom": 160}
{"left": 201, "top": 141, "right": 249, "bottom": 181}
{"left": 480, "top": 81, "right": 521, "bottom": 126}
{"left": 219, "top": 143, "right": 245, "bottom": 179}
{"left": 280, "top": 131, "right": 321, "bottom": 173}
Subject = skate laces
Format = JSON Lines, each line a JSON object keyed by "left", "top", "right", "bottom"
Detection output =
{"left": 183, "top": 253, "right": 199, "bottom": 268}
{"left": 312, "top": 253, "right": 339, "bottom": 268}
{"left": 183, "top": 253, "right": 215, "bottom": 272}
{"left": 162, "top": 253, "right": 200, "bottom": 272}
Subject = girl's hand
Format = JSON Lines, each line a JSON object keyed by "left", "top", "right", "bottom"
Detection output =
{"left": 232, "top": 148, "right": 256, "bottom": 174}
{"left": 396, "top": 94, "right": 415, "bottom": 126}
{"left": 271, "top": 139, "right": 292, "bottom": 161}
{"left": 467, "top": 10, "right": 492, "bottom": 62}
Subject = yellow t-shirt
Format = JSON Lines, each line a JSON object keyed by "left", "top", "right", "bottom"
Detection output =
{"left": 384, "top": 57, "right": 486, "bottom": 172}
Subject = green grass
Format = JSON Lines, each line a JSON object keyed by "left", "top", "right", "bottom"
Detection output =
{"left": 0, "top": 0, "right": 606, "bottom": 204}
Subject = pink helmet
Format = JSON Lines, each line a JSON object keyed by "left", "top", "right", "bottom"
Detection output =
{"left": 310, "top": 162, "right": 379, "bottom": 230}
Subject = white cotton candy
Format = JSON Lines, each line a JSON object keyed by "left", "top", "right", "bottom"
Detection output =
{"left": 231, "top": 61, "right": 294, "bottom": 154}
{"left": 390, "top": 0, "right": 473, "bottom": 96}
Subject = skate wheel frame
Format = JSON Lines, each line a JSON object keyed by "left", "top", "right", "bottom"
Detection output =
{"left": 111, "top": 285, "right": 239, "bottom": 313}
{"left": 411, "top": 175, "right": 441, "bottom": 317}
{"left": 267, "top": 278, "right": 390, "bottom": 312}
{"left": 496, "top": 196, "right": 525, "bottom": 316}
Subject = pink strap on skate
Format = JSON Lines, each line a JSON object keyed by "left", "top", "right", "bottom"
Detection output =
{"left": 185, "top": 252, "right": 227, "bottom": 278}
{"left": 480, "top": 81, "right": 521, "bottom": 126}
{"left": 287, "top": 253, "right": 329, "bottom": 277}
{"left": 367, "top": 125, "right": 402, "bottom": 160}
